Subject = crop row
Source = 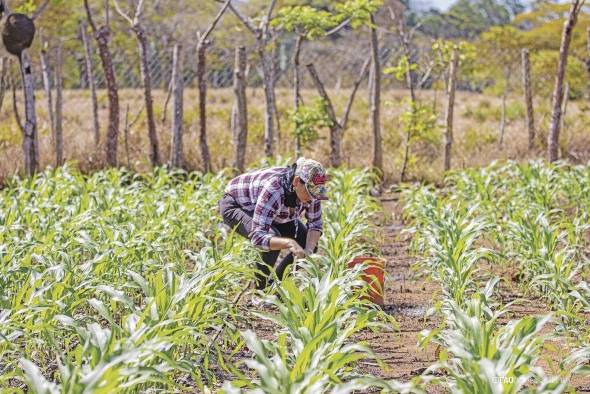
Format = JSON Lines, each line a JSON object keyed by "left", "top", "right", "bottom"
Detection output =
{"left": 402, "top": 161, "right": 590, "bottom": 392}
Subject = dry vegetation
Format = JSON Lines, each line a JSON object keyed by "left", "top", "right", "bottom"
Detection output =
{"left": 1, "top": 86, "right": 589, "bottom": 184}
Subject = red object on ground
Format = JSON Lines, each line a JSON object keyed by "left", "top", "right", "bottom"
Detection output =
{"left": 347, "top": 256, "right": 385, "bottom": 306}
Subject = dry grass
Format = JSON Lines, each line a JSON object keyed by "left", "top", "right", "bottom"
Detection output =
{"left": 1, "top": 86, "right": 589, "bottom": 185}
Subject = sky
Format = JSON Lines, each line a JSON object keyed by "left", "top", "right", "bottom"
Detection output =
{"left": 427, "top": 0, "right": 456, "bottom": 9}
{"left": 417, "top": 0, "right": 566, "bottom": 11}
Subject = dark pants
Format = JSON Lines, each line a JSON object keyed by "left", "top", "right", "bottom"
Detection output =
{"left": 218, "top": 194, "right": 308, "bottom": 289}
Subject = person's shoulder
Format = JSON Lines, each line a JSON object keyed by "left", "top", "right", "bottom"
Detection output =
{"left": 259, "top": 167, "right": 285, "bottom": 183}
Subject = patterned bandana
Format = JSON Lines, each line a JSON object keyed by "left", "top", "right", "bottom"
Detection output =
{"left": 295, "top": 158, "right": 329, "bottom": 201}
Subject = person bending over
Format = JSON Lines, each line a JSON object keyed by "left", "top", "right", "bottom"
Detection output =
{"left": 218, "top": 157, "right": 328, "bottom": 289}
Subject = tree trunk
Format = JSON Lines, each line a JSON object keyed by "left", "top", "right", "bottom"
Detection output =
{"left": 0, "top": 58, "right": 8, "bottom": 113}
{"left": 271, "top": 34, "right": 282, "bottom": 148}
{"left": 444, "top": 48, "right": 459, "bottom": 172}
{"left": 562, "top": 81, "right": 570, "bottom": 152}
{"left": 197, "top": 41, "right": 211, "bottom": 173}
{"left": 369, "top": 14, "right": 382, "bottom": 174}
{"left": 40, "top": 47, "right": 55, "bottom": 150}
{"left": 499, "top": 66, "right": 510, "bottom": 149}
{"left": 232, "top": 46, "right": 248, "bottom": 173}
{"left": 55, "top": 44, "right": 63, "bottom": 167}
{"left": 432, "top": 85, "right": 438, "bottom": 112}
{"left": 548, "top": 0, "right": 583, "bottom": 162}
{"left": 586, "top": 27, "right": 590, "bottom": 100}
{"left": 522, "top": 49, "right": 535, "bottom": 151}
{"left": 134, "top": 25, "right": 160, "bottom": 167}
{"left": 170, "top": 44, "right": 184, "bottom": 168}
{"left": 397, "top": 7, "right": 417, "bottom": 183}
{"left": 80, "top": 22, "right": 100, "bottom": 146}
{"left": 19, "top": 50, "right": 38, "bottom": 176}
{"left": 306, "top": 63, "right": 342, "bottom": 167}
{"left": 293, "top": 35, "right": 303, "bottom": 158}
{"left": 260, "top": 49, "right": 275, "bottom": 157}
{"left": 93, "top": 25, "right": 119, "bottom": 166}
{"left": 400, "top": 53, "right": 416, "bottom": 182}
{"left": 124, "top": 104, "right": 131, "bottom": 168}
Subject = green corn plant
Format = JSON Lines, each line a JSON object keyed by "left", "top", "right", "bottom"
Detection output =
{"left": 223, "top": 168, "right": 406, "bottom": 393}
{"left": 403, "top": 187, "right": 495, "bottom": 304}
{"left": 0, "top": 165, "right": 259, "bottom": 391}
{"left": 421, "top": 280, "right": 566, "bottom": 394}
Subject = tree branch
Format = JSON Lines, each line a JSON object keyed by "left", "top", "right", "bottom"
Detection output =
{"left": 417, "top": 61, "right": 434, "bottom": 89}
{"left": 83, "top": 0, "right": 98, "bottom": 33}
{"left": 262, "top": 0, "right": 278, "bottom": 36}
{"left": 200, "top": 0, "right": 232, "bottom": 42}
{"left": 326, "top": 18, "right": 350, "bottom": 36}
{"left": 31, "top": 0, "right": 50, "bottom": 20}
{"left": 341, "top": 57, "right": 370, "bottom": 130}
{"left": 306, "top": 62, "right": 340, "bottom": 129}
{"left": 11, "top": 73, "right": 23, "bottom": 134}
{"left": 133, "top": 0, "right": 145, "bottom": 24}
{"left": 112, "top": 0, "right": 134, "bottom": 25}
{"left": 214, "top": 0, "right": 258, "bottom": 35}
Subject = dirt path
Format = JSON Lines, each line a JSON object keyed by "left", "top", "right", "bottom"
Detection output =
{"left": 357, "top": 194, "right": 441, "bottom": 385}
{"left": 229, "top": 193, "right": 590, "bottom": 391}
{"left": 362, "top": 194, "right": 590, "bottom": 392}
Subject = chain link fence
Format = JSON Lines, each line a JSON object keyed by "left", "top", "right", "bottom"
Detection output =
{"left": 9, "top": 28, "right": 399, "bottom": 92}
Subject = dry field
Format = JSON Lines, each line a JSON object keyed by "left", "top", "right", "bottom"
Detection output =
{"left": 2, "top": 87, "right": 589, "bottom": 184}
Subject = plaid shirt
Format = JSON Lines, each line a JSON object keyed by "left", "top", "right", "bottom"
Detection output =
{"left": 225, "top": 167, "right": 323, "bottom": 250}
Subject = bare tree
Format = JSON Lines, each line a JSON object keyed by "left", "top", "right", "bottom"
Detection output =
{"left": 84, "top": 0, "right": 120, "bottom": 167}
{"left": 1, "top": 2, "right": 47, "bottom": 176}
{"left": 0, "top": 57, "right": 8, "bottom": 113}
{"left": 222, "top": 0, "right": 278, "bottom": 157}
{"left": 306, "top": 61, "right": 370, "bottom": 167}
{"left": 369, "top": 14, "right": 382, "bottom": 175}
{"left": 10, "top": 72, "right": 23, "bottom": 134}
{"left": 113, "top": 0, "right": 160, "bottom": 167}
{"left": 498, "top": 65, "right": 510, "bottom": 149}
{"left": 232, "top": 46, "right": 248, "bottom": 173}
{"left": 444, "top": 48, "right": 459, "bottom": 172}
{"left": 561, "top": 81, "right": 570, "bottom": 145}
{"left": 55, "top": 44, "right": 63, "bottom": 167}
{"left": 79, "top": 21, "right": 100, "bottom": 146}
{"left": 169, "top": 44, "right": 184, "bottom": 168}
{"left": 39, "top": 43, "right": 55, "bottom": 150}
{"left": 19, "top": 50, "right": 37, "bottom": 175}
{"left": 391, "top": 6, "right": 418, "bottom": 182}
{"left": 195, "top": 0, "right": 232, "bottom": 172}
{"left": 587, "top": 27, "right": 590, "bottom": 100}
{"left": 293, "top": 35, "right": 304, "bottom": 157}
{"left": 522, "top": 48, "right": 535, "bottom": 151}
{"left": 548, "top": 0, "right": 585, "bottom": 162}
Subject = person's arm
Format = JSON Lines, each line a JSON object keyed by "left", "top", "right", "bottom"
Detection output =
{"left": 304, "top": 200, "right": 323, "bottom": 255}
{"left": 304, "top": 230, "right": 321, "bottom": 256}
{"left": 270, "top": 236, "right": 305, "bottom": 258}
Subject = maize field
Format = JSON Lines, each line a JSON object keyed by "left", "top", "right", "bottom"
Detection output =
{"left": 2, "top": 160, "right": 590, "bottom": 393}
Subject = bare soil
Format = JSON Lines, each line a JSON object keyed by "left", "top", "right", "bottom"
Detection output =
{"left": 356, "top": 196, "right": 441, "bottom": 384}
{"left": 231, "top": 193, "right": 590, "bottom": 392}
{"left": 361, "top": 193, "right": 590, "bottom": 392}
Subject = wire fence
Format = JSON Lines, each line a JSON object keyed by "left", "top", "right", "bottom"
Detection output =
{"left": 7, "top": 29, "right": 399, "bottom": 92}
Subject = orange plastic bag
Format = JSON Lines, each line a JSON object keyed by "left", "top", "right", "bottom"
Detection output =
{"left": 347, "top": 256, "right": 385, "bottom": 306}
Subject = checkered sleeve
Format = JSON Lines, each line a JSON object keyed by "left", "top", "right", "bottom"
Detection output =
{"left": 250, "top": 181, "right": 282, "bottom": 250}
{"left": 305, "top": 200, "right": 323, "bottom": 233}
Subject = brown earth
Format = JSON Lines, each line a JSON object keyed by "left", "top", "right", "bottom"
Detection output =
{"left": 228, "top": 193, "right": 590, "bottom": 392}
{"left": 360, "top": 193, "right": 590, "bottom": 392}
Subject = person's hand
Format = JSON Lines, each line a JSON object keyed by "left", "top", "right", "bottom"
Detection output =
{"left": 288, "top": 240, "right": 305, "bottom": 259}
{"left": 303, "top": 248, "right": 314, "bottom": 257}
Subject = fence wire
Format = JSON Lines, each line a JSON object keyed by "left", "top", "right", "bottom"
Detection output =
{"left": 6, "top": 28, "right": 399, "bottom": 92}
